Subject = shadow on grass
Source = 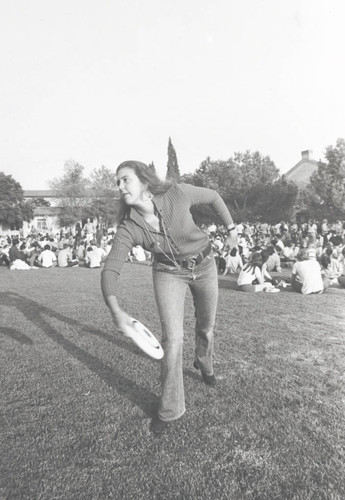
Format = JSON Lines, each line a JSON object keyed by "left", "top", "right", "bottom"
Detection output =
{"left": 0, "top": 326, "right": 33, "bottom": 345}
{"left": 183, "top": 367, "right": 201, "bottom": 382}
{"left": 0, "top": 292, "right": 157, "bottom": 417}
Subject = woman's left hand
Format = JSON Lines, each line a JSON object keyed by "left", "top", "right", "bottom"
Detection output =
{"left": 224, "top": 230, "right": 238, "bottom": 250}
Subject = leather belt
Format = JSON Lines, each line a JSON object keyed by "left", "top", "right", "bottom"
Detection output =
{"left": 155, "top": 242, "right": 212, "bottom": 270}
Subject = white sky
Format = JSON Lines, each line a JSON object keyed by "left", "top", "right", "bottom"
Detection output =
{"left": 1, "top": 0, "right": 345, "bottom": 189}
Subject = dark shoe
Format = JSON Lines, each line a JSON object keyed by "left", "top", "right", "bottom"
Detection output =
{"left": 150, "top": 415, "right": 170, "bottom": 436}
{"left": 201, "top": 372, "right": 217, "bottom": 387}
{"left": 193, "top": 361, "right": 217, "bottom": 387}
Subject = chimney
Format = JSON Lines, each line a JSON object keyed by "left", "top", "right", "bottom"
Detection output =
{"left": 301, "top": 150, "right": 313, "bottom": 161}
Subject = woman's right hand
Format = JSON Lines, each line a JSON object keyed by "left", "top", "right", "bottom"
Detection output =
{"left": 111, "top": 309, "right": 135, "bottom": 337}
{"left": 106, "top": 295, "right": 134, "bottom": 337}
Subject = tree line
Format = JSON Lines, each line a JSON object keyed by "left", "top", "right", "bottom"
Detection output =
{"left": 180, "top": 138, "right": 345, "bottom": 224}
{"left": 1, "top": 137, "right": 345, "bottom": 231}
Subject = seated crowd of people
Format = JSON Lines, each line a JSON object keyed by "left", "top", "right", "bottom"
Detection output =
{"left": 203, "top": 218, "right": 345, "bottom": 294}
{"left": 1, "top": 218, "right": 345, "bottom": 295}
{"left": 0, "top": 230, "right": 113, "bottom": 270}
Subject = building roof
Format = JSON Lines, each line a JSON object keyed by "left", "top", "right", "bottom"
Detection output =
{"left": 24, "top": 190, "right": 59, "bottom": 198}
{"left": 284, "top": 150, "right": 320, "bottom": 185}
{"left": 24, "top": 189, "right": 121, "bottom": 200}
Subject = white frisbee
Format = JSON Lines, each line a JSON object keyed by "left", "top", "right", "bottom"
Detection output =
{"left": 122, "top": 318, "right": 164, "bottom": 360}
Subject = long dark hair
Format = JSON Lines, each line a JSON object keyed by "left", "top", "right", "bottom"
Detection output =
{"left": 243, "top": 250, "right": 269, "bottom": 274}
{"left": 115, "top": 161, "right": 173, "bottom": 225}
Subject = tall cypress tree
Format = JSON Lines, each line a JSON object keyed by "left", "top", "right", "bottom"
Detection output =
{"left": 148, "top": 161, "right": 156, "bottom": 173}
{"left": 166, "top": 137, "right": 180, "bottom": 182}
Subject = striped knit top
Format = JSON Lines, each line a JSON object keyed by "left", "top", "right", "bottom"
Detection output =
{"left": 101, "top": 183, "right": 233, "bottom": 297}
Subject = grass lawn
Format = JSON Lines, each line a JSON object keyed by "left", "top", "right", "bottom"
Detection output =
{"left": 1, "top": 262, "right": 345, "bottom": 500}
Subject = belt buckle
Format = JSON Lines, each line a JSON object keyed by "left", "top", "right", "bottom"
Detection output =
{"left": 186, "top": 256, "right": 197, "bottom": 270}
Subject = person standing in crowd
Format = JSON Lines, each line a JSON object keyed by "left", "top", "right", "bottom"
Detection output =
{"left": 83, "top": 218, "right": 95, "bottom": 244}
{"left": 320, "top": 219, "right": 329, "bottom": 247}
{"left": 101, "top": 160, "right": 237, "bottom": 434}
{"left": 95, "top": 224, "right": 104, "bottom": 247}
{"left": 307, "top": 220, "right": 318, "bottom": 246}
{"left": 74, "top": 222, "right": 83, "bottom": 247}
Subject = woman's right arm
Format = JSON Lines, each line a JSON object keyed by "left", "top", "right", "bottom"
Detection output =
{"left": 101, "top": 224, "right": 138, "bottom": 333}
{"left": 105, "top": 295, "right": 135, "bottom": 333}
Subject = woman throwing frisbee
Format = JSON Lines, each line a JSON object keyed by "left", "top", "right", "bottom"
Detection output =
{"left": 101, "top": 161, "right": 237, "bottom": 434}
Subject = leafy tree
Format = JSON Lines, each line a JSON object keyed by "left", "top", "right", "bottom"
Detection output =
{"left": 184, "top": 150, "right": 279, "bottom": 212}
{"left": 89, "top": 165, "right": 120, "bottom": 227}
{"left": 0, "top": 172, "right": 33, "bottom": 229}
{"left": 308, "top": 138, "right": 345, "bottom": 218}
{"left": 166, "top": 137, "right": 180, "bottom": 182}
{"left": 49, "top": 160, "right": 90, "bottom": 227}
{"left": 249, "top": 177, "right": 299, "bottom": 223}
{"left": 181, "top": 151, "right": 307, "bottom": 222}
{"left": 148, "top": 161, "right": 156, "bottom": 173}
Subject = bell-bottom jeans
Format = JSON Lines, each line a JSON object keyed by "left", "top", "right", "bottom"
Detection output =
{"left": 152, "top": 254, "right": 218, "bottom": 422}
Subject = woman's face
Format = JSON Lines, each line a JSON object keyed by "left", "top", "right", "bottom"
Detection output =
{"left": 116, "top": 167, "right": 147, "bottom": 206}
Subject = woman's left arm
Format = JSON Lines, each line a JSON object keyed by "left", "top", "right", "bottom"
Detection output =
{"left": 179, "top": 183, "right": 233, "bottom": 226}
{"left": 179, "top": 183, "right": 238, "bottom": 246}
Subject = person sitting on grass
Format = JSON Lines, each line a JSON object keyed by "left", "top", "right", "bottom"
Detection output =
{"left": 320, "top": 247, "right": 342, "bottom": 285}
{"left": 338, "top": 246, "right": 345, "bottom": 273}
{"left": 25, "top": 240, "right": 41, "bottom": 267}
{"left": 218, "top": 247, "right": 227, "bottom": 274}
{"left": 338, "top": 248, "right": 345, "bottom": 287}
{"left": 76, "top": 241, "right": 86, "bottom": 263}
{"left": 237, "top": 251, "right": 278, "bottom": 293}
{"left": 291, "top": 248, "right": 330, "bottom": 294}
{"left": 57, "top": 244, "right": 79, "bottom": 268}
{"left": 37, "top": 244, "right": 57, "bottom": 268}
{"left": 223, "top": 247, "right": 243, "bottom": 275}
{"left": 84, "top": 246, "right": 105, "bottom": 268}
{"left": 261, "top": 249, "right": 281, "bottom": 287}
{"left": 264, "top": 246, "right": 282, "bottom": 273}
{"left": 93, "top": 244, "right": 108, "bottom": 263}
{"left": 0, "top": 243, "right": 10, "bottom": 267}
{"left": 8, "top": 238, "right": 31, "bottom": 270}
